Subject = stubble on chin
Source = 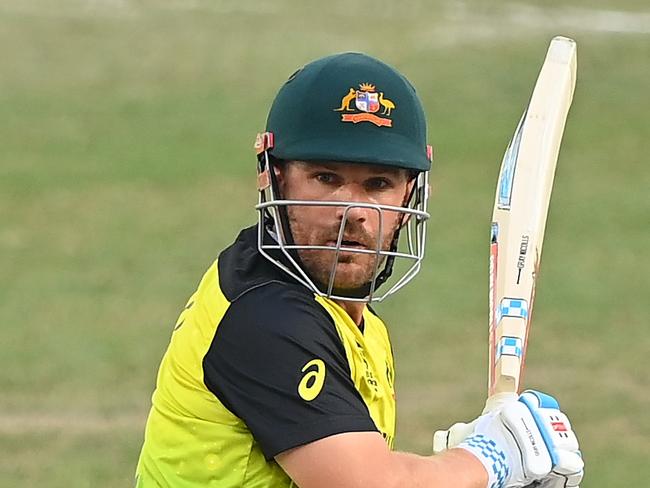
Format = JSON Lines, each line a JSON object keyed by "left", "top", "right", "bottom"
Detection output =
{"left": 287, "top": 212, "right": 396, "bottom": 291}
{"left": 299, "top": 249, "right": 381, "bottom": 291}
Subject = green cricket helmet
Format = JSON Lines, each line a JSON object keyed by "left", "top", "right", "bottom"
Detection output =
{"left": 254, "top": 52, "right": 432, "bottom": 302}
{"left": 265, "top": 52, "right": 432, "bottom": 171}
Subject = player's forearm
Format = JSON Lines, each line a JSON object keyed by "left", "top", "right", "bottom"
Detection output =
{"left": 385, "top": 448, "right": 487, "bottom": 488}
{"left": 277, "top": 432, "right": 488, "bottom": 488}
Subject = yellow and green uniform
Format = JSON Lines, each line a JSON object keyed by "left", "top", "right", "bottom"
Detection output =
{"left": 136, "top": 225, "right": 396, "bottom": 487}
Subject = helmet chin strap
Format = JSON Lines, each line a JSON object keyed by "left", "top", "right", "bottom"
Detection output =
{"left": 266, "top": 158, "right": 297, "bottom": 249}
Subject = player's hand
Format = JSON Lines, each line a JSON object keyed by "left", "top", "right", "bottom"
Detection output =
{"left": 432, "top": 392, "right": 517, "bottom": 453}
{"left": 457, "top": 390, "right": 583, "bottom": 488}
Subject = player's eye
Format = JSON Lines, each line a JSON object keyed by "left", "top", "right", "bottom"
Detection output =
{"left": 365, "top": 177, "right": 393, "bottom": 191}
{"left": 315, "top": 172, "right": 338, "bottom": 184}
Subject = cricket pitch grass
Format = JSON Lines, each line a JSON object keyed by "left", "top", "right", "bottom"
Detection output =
{"left": 1, "top": 1, "right": 648, "bottom": 486}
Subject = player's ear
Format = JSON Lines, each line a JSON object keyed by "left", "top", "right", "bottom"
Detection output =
{"left": 272, "top": 159, "right": 283, "bottom": 179}
{"left": 271, "top": 159, "right": 289, "bottom": 192}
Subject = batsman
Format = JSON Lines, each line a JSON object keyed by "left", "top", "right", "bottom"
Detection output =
{"left": 135, "top": 52, "right": 584, "bottom": 487}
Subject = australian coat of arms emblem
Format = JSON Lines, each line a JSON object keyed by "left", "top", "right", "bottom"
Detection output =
{"left": 334, "top": 83, "right": 395, "bottom": 127}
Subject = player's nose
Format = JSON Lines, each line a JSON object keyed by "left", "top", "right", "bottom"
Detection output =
{"left": 332, "top": 183, "right": 384, "bottom": 226}
{"left": 335, "top": 204, "right": 368, "bottom": 225}
{"left": 335, "top": 202, "right": 385, "bottom": 229}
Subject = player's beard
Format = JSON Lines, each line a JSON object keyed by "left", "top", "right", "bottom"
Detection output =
{"left": 286, "top": 207, "right": 400, "bottom": 293}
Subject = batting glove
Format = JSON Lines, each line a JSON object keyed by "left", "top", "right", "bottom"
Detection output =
{"left": 457, "top": 390, "right": 583, "bottom": 488}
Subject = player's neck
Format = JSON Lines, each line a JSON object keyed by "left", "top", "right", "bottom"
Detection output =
{"left": 334, "top": 300, "right": 365, "bottom": 328}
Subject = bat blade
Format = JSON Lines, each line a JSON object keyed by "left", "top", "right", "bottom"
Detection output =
{"left": 488, "top": 36, "right": 577, "bottom": 397}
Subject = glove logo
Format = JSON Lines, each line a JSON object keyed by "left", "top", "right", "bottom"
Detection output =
{"left": 334, "top": 83, "right": 395, "bottom": 127}
{"left": 551, "top": 421, "right": 568, "bottom": 432}
{"left": 520, "top": 418, "right": 541, "bottom": 457}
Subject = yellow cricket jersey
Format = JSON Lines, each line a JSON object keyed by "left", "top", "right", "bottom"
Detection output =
{"left": 135, "top": 225, "right": 396, "bottom": 487}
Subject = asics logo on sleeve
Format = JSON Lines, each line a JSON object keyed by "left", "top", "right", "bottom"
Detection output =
{"left": 298, "top": 359, "right": 326, "bottom": 401}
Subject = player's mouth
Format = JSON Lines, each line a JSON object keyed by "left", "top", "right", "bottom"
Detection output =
{"left": 325, "top": 239, "right": 369, "bottom": 250}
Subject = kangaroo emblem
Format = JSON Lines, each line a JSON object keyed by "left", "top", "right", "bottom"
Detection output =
{"left": 379, "top": 92, "right": 395, "bottom": 116}
{"left": 334, "top": 83, "right": 396, "bottom": 127}
{"left": 334, "top": 88, "right": 356, "bottom": 111}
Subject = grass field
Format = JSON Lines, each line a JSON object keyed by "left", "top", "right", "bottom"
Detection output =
{"left": 1, "top": 1, "right": 648, "bottom": 486}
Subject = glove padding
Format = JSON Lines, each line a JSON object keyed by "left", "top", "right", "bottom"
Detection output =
{"left": 529, "top": 451, "right": 584, "bottom": 488}
{"left": 519, "top": 392, "right": 583, "bottom": 488}
{"left": 457, "top": 390, "right": 583, "bottom": 488}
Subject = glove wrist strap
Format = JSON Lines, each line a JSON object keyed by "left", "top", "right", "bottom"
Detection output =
{"left": 458, "top": 434, "right": 509, "bottom": 488}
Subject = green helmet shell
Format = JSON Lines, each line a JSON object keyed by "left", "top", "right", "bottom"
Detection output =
{"left": 265, "top": 52, "right": 431, "bottom": 172}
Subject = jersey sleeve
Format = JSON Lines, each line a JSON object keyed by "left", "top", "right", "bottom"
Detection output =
{"left": 202, "top": 283, "right": 378, "bottom": 460}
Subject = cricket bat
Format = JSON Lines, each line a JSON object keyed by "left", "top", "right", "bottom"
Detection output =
{"left": 433, "top": 37, "right": 577, "bottom": 454}
{"left": 488, "top": 36, "right": 577, "bottom": 398}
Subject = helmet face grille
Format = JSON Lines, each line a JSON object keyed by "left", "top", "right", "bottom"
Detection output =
{"left": 255, "top": 153, "right": 430, "bottom": 303}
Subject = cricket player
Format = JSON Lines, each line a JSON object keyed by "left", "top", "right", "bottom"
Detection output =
{"left": 136, "top": 53, "right": 584, "bottom": 487}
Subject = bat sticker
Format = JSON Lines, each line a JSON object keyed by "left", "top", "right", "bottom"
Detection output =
{"left": 516, "top": 235, "right": 530, "bottom": 284}
{"left": 498, "top": 297, "right": 529, "bottom": 323}
{"left": 497, "top": 111, "right": 526, "bottom": 210}
{"left": 496, "top": 336, "right": 523, "bottom": 359}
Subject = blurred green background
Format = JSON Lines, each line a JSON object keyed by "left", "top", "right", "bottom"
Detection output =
{"left": 1, "top": 0, "right": 648, "bottom": 486}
